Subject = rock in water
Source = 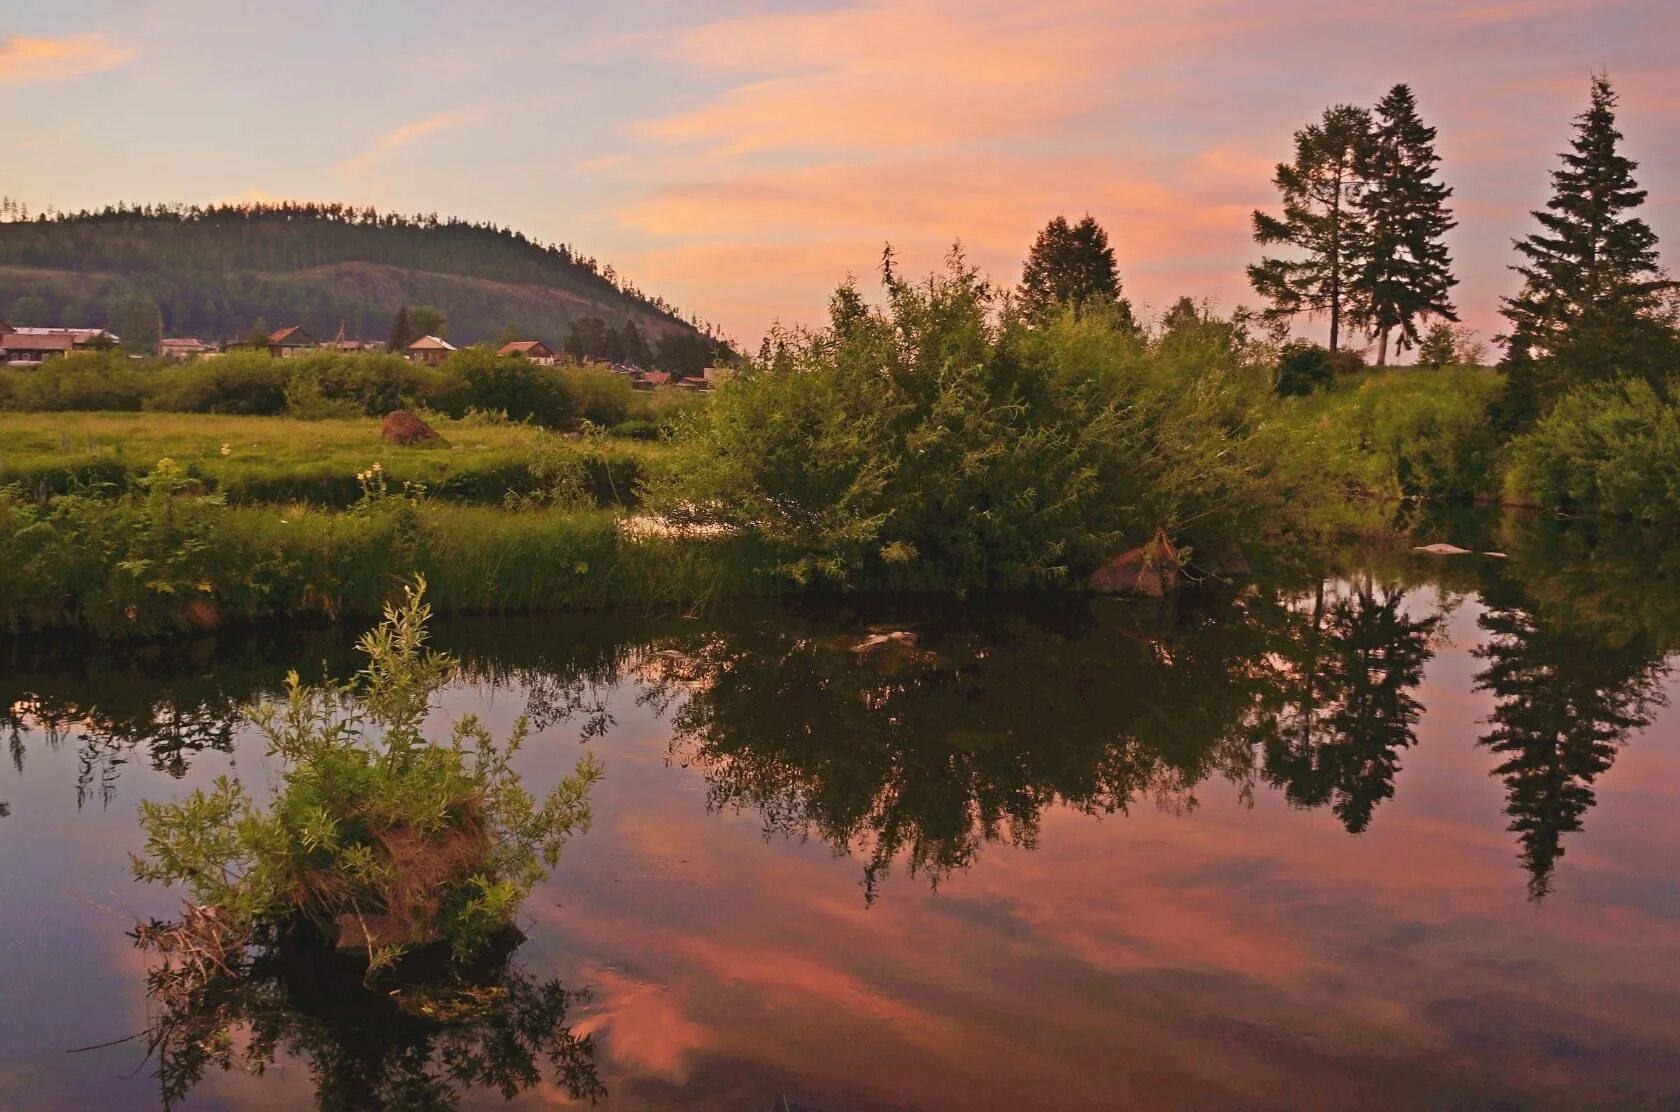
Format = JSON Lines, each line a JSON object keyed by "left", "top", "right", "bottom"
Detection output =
{"left": 381, "top": 410, "right": 438, "bottom": 445}
{"left": 1091, "top": 531, "right": 1181, "bottom": 596}
{"left": 852, "top": 631, "right": 918, "bottom": 655}
{"left": 1412, "top": 543, "right": 1474, "bottom": 555}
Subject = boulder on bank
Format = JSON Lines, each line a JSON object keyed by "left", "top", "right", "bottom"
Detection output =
{"left": 381, "top": 410, "right": 438, "bottom": 445}
{"left": 1090, "top": 531, "right": 1181, "bottom": 597}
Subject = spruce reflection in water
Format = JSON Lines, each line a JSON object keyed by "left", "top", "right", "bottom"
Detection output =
{"left": 134, "top": 922, "right": 604, "bottom": 1111}
{"left": 1473, "top": 520, "right": 1676, "bottom": 900}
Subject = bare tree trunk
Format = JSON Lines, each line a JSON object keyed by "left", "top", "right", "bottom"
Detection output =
{"left": 1377, "top": 326, "right": 1390, "bottom": 366}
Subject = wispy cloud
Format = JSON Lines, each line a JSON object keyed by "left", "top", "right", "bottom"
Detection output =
{"left": 0, "top": 34, "right": 134, "bottom": 84}
{"left": 334, "top": 110, "right": 470, "bottom": 178}
{"left": 634, "top": 2, "right": 1139, "bottom": 155}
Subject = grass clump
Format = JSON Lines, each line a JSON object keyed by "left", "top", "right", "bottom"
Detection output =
{"left": 131, "top": 578, "right": 603, "bottom": 973}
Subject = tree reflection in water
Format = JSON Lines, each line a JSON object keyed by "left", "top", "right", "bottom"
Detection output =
{"left": 135, "top": 923, "right": 603, "bottom": 1110}
{"left": 643, "top": 583, "right": 1448, "bottom": 901}
{"left": 7, "top": 524, "right": 1677, "bottom": 905}
{"left": 1473, "top": 521, "right": 1676, "bottom": 900}
{"left": 1259, "top": 579, "right": 1446, "bottom": 834}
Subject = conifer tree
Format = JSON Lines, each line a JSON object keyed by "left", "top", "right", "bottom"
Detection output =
{"left": 1018, "top": 215, "right": 1133, "bottom": 325}
{"left": 1500, "top": 74, "right": 1679, "bottom": 418}
{"left": 1249, "top": 105, "right": 1373, "bottom": 352}
{"left": 1353, "top": 84, "right": 1458, "bottom": 364}
{"left": 386, "top": 306, "right": 411, "bottom": 352}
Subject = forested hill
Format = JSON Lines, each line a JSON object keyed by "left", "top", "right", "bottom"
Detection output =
{"left": 0, "top": 202, "right": 711, "bottom": 346}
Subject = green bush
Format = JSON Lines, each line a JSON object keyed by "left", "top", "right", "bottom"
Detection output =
{"left": 645, "top": 254, "right": 1318, "bottom": 590}
{"left": 131, "top": 580, "right": 603, "bottom": 972}
{"left": 1504, "top": 376, "right": 1680, "bottom": 520}
{"left": 438, "top": 349, "right": 574, "bottom": 427}
{"left": 1275, "top": 341, "right": 1335, "bottom": 397}
{"left": 559, "top": 365, "right": 637, "bottom": 427}
{"left": 283, "top": 352, "right": 443, "bottom": 416}
{"left": 0, "top": 352, "right": 148, "bottom": 411}
{"left": 146, "top": 352, "right": 291, "bottom": 415}
{"left": 1348, "top": 368, "right": 1503, "bottom": 499}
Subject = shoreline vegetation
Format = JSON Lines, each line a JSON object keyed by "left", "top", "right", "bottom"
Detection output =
{"left": 2, "top": 283, "right": 1671, "bottom": 640}
{"left": 5, "top": 74, "right": 1678, "bottom": 639}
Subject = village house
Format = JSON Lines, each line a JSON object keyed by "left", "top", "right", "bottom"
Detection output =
{"left": 4, "top": 326, "right": 118, "bottom": 350}
{"left": 635, "top": 370, "right": 673, "bottom": 391}
{"left": 160, "top": 337, "right": 217, "bottom": 361}
{"left": 404, "top": 335, "right": 456, "bottom": 366}
{"left": 266, "top": 326, "right": 318, "bottom": 357}
{"left": 497, "top": 339, "right": 557, "bottom": 365}
{"left": 1, "top": 332, "right": 74, "bottom": 365}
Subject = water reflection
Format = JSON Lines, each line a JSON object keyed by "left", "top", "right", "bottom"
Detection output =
{"left": 1258, "top": 580, "right": 1445, "bottom": 834}
{"left": 1472, "top": 521, "right": 1675, "bottom": 899}
{"left": 5, "top": 516, "right": 1678, "bottom": 907}
{"left": 135, "top": 924, "right": 603, "bottom": 1110}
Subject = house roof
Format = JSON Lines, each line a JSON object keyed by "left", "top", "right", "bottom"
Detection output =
{"left": 1, "top": 333, "right": 74, "bottom": 352}
{"left": 407, "top": 335, "right": 456, "bottom": 352}
{"left": 497, "top": 340, "right": 552, "bottom": 357}
{"left": 8, "top": 326, "right": 114, "bottom": 344}
{"left": 161, "top": 337, "right": 213, "bottom": 349}
{"left": 268, "top": 326, "right": 315, "bottom": 345}
{"left": 640, "top": 371, "right": 673, "bottom": 386}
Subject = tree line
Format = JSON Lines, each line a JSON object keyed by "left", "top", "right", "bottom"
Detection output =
{"left": 1013, "top": 73, "right": 1676, "bottom": 424}
{"left": 0, "top": 201, "right": 731, "bottom": 353}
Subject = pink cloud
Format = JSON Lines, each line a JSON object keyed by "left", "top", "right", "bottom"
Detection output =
{"left": 0, "top": 34, "right": 133, "bottom": 84}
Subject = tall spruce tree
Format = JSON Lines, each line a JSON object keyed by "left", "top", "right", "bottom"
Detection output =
{"left": 1353, "top": 84, "right": 1458, "bottom": 364}
{"left": 1249, "top": 105, "right": 1373, "bottom": 352}
{"left": 1500, "top": 74, "right": 1679, "bottom": 419}
{"left": 1018, "top": 215, "right": 1133, "bottom": 325}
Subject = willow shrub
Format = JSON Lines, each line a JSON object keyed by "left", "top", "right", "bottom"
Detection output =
{"left": 132, "top": 579, "right": 603, "bottom": 972}
{"left": 1345, "top": 367, "right": 1504, "bottom": 500}
{"left": 1504, "top": 376, "right": 1680, "bottom": 520}
{"left": 645, "top": 254, "right": 1329, "bottom": 590}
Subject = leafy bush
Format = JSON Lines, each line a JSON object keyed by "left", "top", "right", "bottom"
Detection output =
{"left": 645, "top": 252, "right": 1316, "bottom": 589}
{"left": 0, "top": 352, "right": 148, "bottom": 411}
{"left": 1329, "top": 349, "right": 1368, "bottom": 376}
{"left": 1275, "top": 341, "right": 1335, "bottom": 396}
{"left": 283, "top": 352, "right": 441, "bottom": 416}
{"left": 132, "top": 580, "right": 603, "bottom": 972}
{"left": 558, "top": 365, "right": 637, "bottom": 427}
{"left": 1504, "top": 376, "right": 1680, "bottom": 520}
{"left": 438, "top": 349, "right": 574, "bottom": 427}
{"left": 1348, "top": 368, "right": 1503, "bottom": 499}
{"left": 147, "top": 352, "right": 291, "bottom": 415}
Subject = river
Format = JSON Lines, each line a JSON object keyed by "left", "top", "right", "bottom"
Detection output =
{"left": 3, "top": 517, "right": 1678, "bottom": 1109}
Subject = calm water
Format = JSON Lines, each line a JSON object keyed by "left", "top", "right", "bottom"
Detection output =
{"left": 4, "top": 519, "right": 1680, "bottom": 1110}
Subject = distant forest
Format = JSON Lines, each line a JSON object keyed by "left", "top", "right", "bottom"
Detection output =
{"left": 0, "top": 201, "right": 719, "bottom": 351}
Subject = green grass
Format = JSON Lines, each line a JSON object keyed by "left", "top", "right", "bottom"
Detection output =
{"left": 0, "top": 411, "right": 671, "bottom": 506}
{"left": 0, "top": 482, "right": 781, "bottom": 637}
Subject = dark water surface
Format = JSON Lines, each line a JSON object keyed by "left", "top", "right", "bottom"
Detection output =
{"left": 4, "top": 521, "right": 1680, "bottom": 1109}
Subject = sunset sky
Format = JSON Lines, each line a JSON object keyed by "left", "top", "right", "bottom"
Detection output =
{"left": 5, "top": 0, "right": 1677, "bottom": 348}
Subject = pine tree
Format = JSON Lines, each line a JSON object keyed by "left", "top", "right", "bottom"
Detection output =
{"left": 1416, "top": 321, "right": 1456, "bottom": 369}
{"left": 1018, "top": 215, "right": 1132, "bottom": 325}
{"left": 1353, "top": 84, "right": 1458, "bottom": 364}
{"left": 1249, "top": 105, "right": 1373, "bottom": 352}
{"left": 1500, "top": 74, "right": 1679, "bottom": 419}
{"left": 386, "top": 306, "right": 411, "bottom": 352}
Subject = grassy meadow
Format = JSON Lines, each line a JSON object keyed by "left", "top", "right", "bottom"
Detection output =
{"left": 0, "top": 410, "right": 669, "bottom": 506}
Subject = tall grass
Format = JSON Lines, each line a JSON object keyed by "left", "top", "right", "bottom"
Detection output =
{"left": 0, "top": 473, "right": 778, "bottom": 637}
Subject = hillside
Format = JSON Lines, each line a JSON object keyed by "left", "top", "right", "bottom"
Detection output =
{"left": 0, "top": 202, "right": 708, "bottom": 348}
